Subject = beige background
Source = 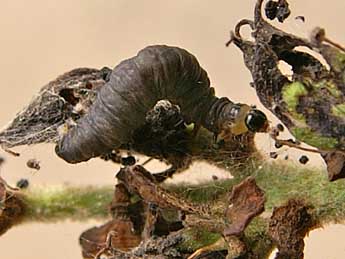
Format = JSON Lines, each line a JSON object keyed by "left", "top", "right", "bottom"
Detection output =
{"left": 0, "top": 0, "right": 344, "bottom": 258}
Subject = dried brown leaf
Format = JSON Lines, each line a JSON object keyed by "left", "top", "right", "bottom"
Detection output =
{"left": 224, "top": 177, "right": 265, "bottom": 236}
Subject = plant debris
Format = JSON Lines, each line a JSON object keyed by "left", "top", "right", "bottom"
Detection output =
{"left": 116, "top": 165, "right": 211, "bottom": 218}
{"left": 229, "top": 0, "right": 345, "bottom": 180}
{"left": 79, "top": 183, "right": 142, "bottom": 258}
{"left": 81, "top": 166, "right": 269, "bottom": 259}
{"left": 268, "top": 199, "right": 314, "bottom": 259}
{"left": 224, "top": 177, "right": 265, "bottom": 237}
{"left": 0, "top": 68, "right": 106, "bottom": 149}
{"left": 0, "top": 181, "right": 26, "bottom": 236}
{"left": 81, "top": 165, "right": 201, "bottom": 258}
{"left": 188, "top": 177, "right": 266, "bottom": 259}
{"left": 321, "top": 151, "right": 345, "bottom": 181}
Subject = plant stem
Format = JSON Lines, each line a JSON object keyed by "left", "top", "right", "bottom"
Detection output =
{"left": 22, "top": 186, "right": 114, "bottom": 222}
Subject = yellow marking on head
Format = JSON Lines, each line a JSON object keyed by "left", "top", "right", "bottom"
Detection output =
{"left": 230, "top": 104, "right": 251, "bottom": 135}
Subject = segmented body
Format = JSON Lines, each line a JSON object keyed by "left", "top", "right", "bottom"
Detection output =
{"left": 56, "top": 45, "right": 242, "bottom": 163}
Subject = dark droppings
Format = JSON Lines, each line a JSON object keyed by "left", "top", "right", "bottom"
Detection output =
{"left": 16, "top": 179, "right": 29, "bottom": 189}
{"left": 264, "top": 0, "right": 278, "bottom": 20}
{"left": 276, "top": 123, "right": 284, "bottom": 132}
{"left": 299, "top": 155, "right": 309, "bottom": 165}
{"left": 295, "top": 16, "right": 305, "bottom": 22}
{"left": 276, "top": 0, "right": 291, "bottom": 22}
{"left": 264, "top": 0, "right": 291, "bottom": 22}
{"left": 270, "top": 152, "right": 278, "bottom": 159}
{"left": 26, "top": 159, "right": 40, "bottom": 171}
{"left": 275, "top": 141, "right": 283, "bottom": 149}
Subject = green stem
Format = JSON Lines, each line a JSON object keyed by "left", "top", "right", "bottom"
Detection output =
{"left": 23, "top": 186, "right": 113, "bottom": 222}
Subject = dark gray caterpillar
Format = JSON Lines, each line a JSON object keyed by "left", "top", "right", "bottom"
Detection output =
{"left": 56, "top": 45, "right": 268, "bottom": 164}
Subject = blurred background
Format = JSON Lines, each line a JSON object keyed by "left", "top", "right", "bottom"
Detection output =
{"left": 0, "top": 0, "right": 344, "bottom": 258}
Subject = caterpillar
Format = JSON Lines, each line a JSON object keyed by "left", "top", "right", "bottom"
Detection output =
{"left": 55, "top": 45, "right": 268, "bottom": 164}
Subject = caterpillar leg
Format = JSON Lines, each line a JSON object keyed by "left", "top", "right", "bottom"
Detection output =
{"left": 153, "top": 156, "right": 192, "bottom": 183}
{"left": 100, "top": 150, "right": 136, "bottom": 166}
{"left": 153, "top": 166, "right": 178, "bottom": 183}
{"left": 191, "top": 123, "right": 201, "bottom": 138}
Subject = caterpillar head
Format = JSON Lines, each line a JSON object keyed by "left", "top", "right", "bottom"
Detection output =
{"left": 245, "top": 109, "right": 269, "bottom": 133}
{"left": 219, "top": 105, "right": 268, "bottom": 142}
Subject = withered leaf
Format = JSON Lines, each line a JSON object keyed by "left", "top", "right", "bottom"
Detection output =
{"left": 268, "top": 199, "right": 314, "bottom": 259}
{"left": 224, "top": 177, "right": 265, "bottom": 236}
